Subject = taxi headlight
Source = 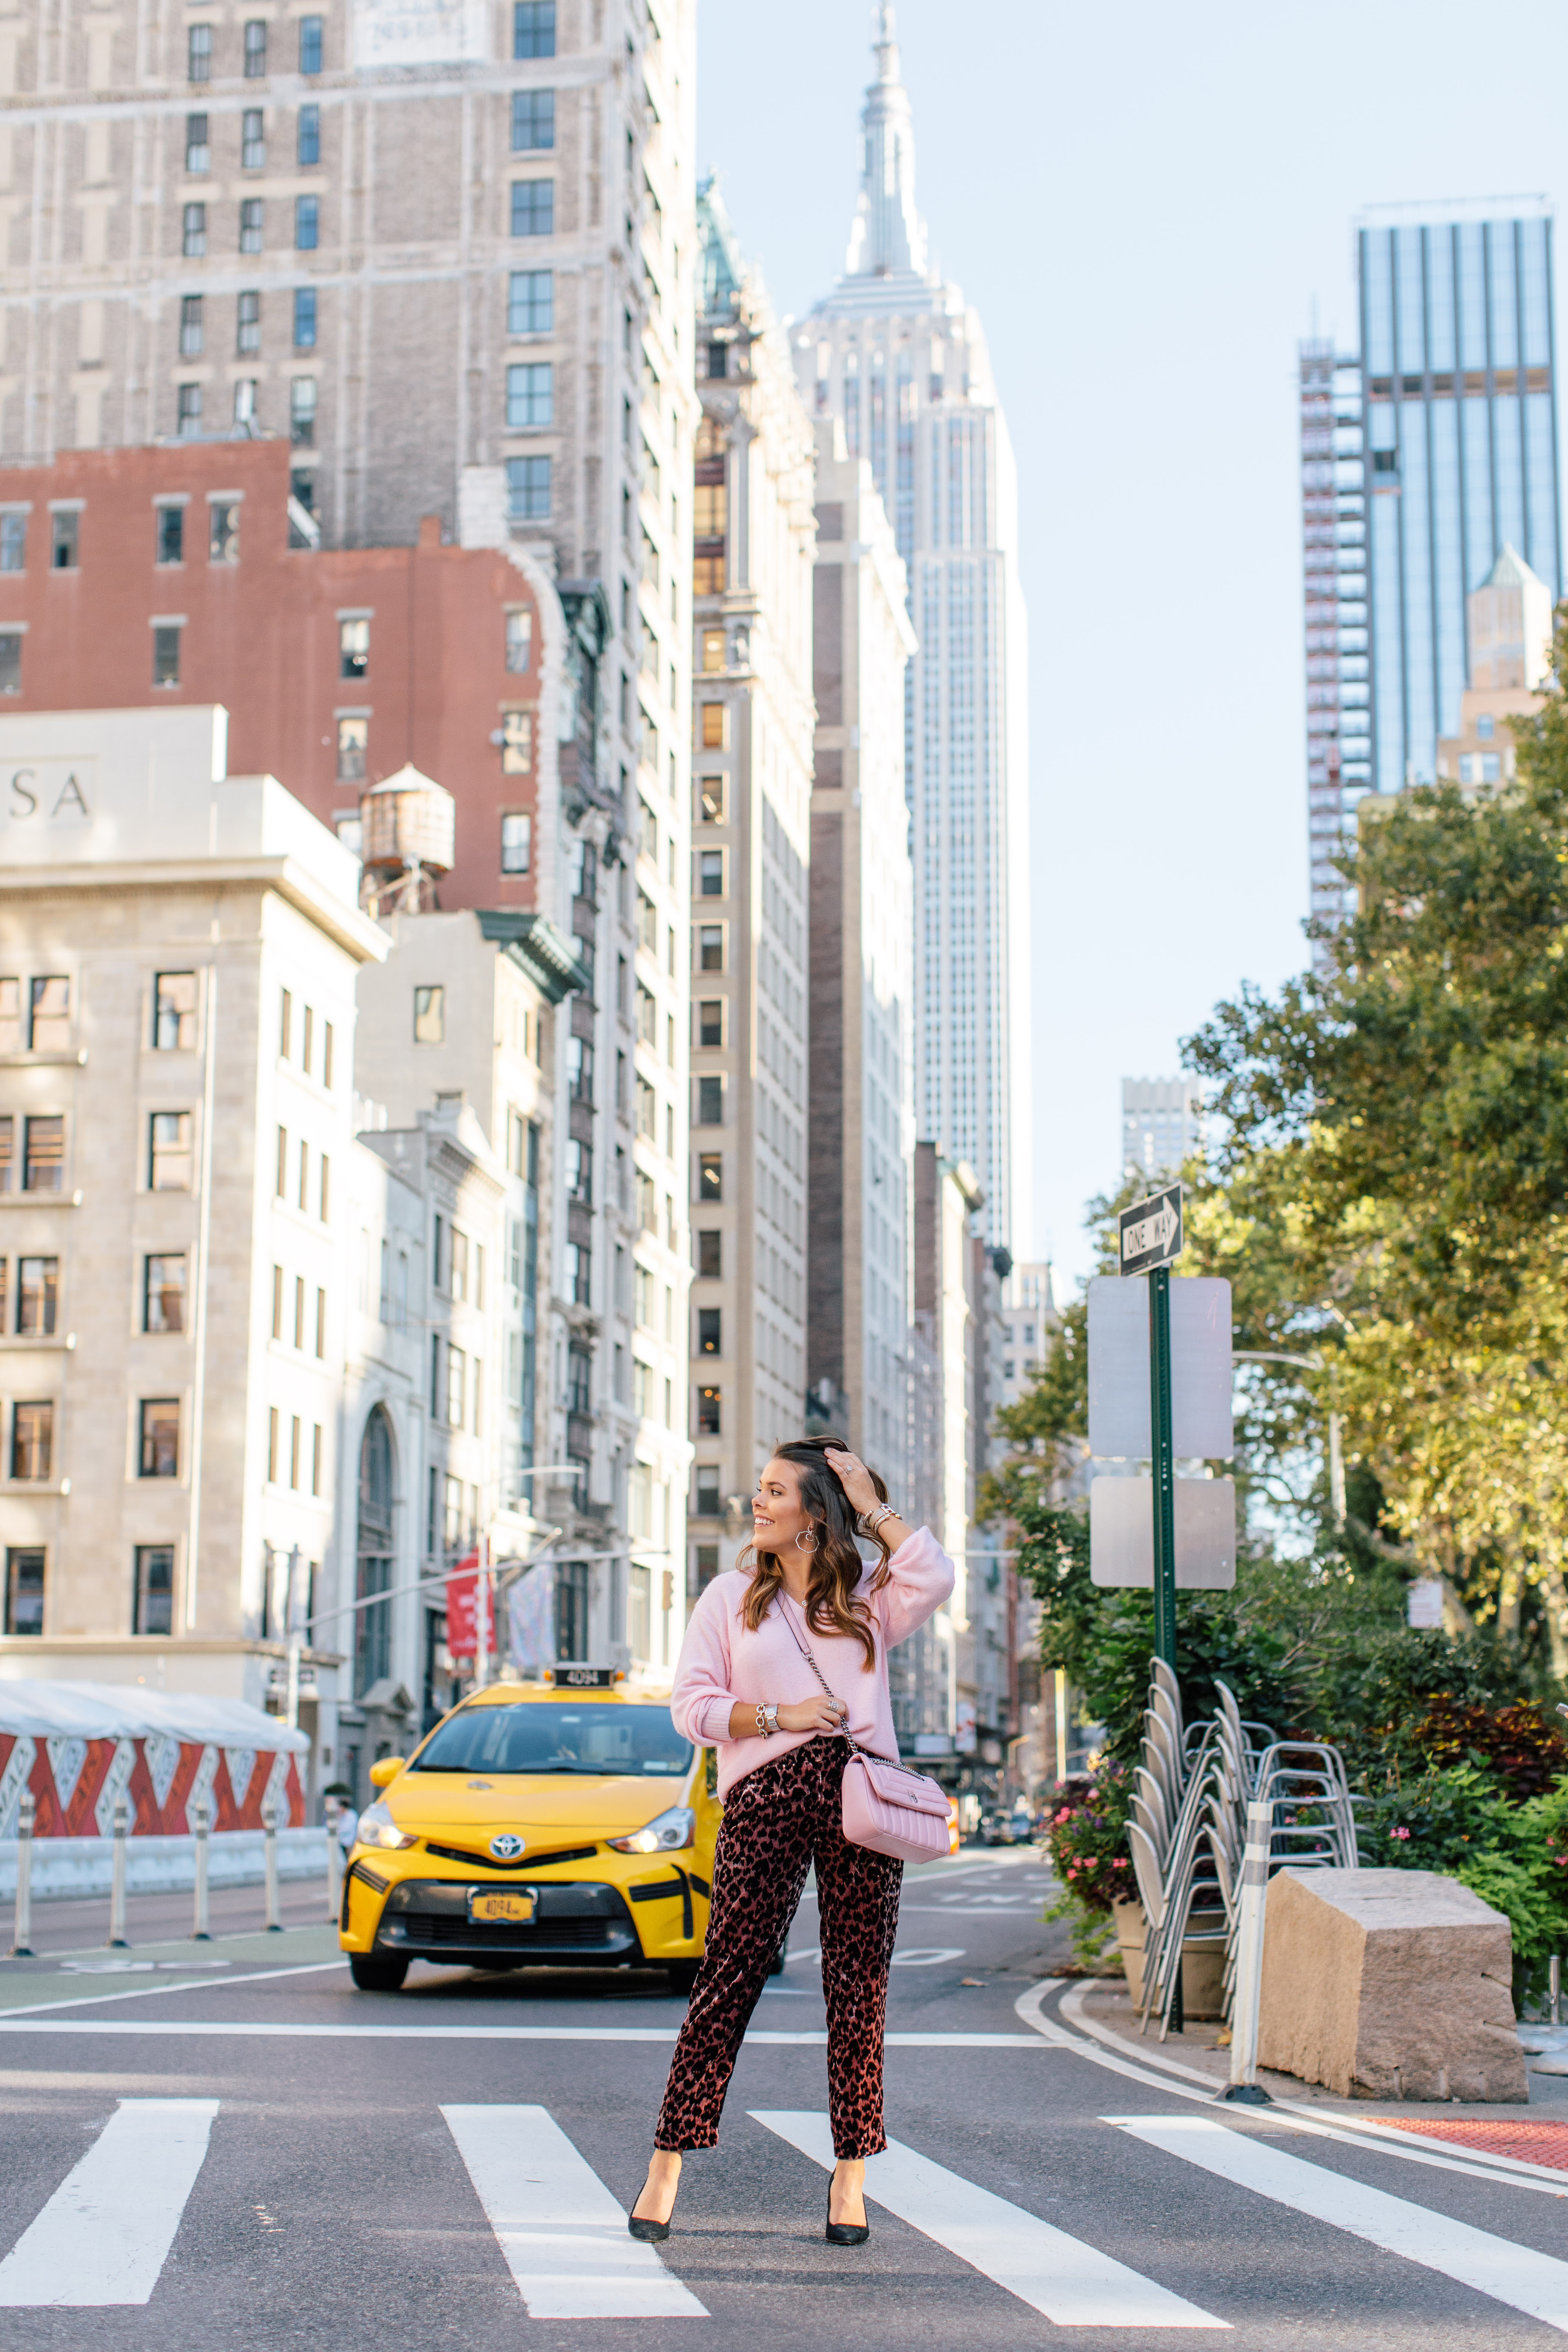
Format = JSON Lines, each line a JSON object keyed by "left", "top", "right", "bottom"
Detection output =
{"left": 356, "top": 1798, "right": 418, "bottom": 1853}
{"left": 607, "top": 1805, "right": 695, "bottom": 1855}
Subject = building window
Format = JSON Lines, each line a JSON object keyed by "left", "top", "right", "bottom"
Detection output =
{"left": 290, "top": 377, "right": 317, "bottom": 447}
{"left": 22, "top": 978, "right": 67, "bottom": 1055}
{"left": 298, "top": 101, "right": 320, "bottom": 165}
{"left": 156, "top": 504, "right": 184, "bottom": 565}
{"left": 500, "top": 812, "right": 531, "bottom": 872}
{"left": 698, "top": 925, "right": 724, "bottom": 972}
{"left": 506, "top": 456, "right": 551, "bottom": 520}
{"left": 567, "top": 1035, "right": 593, "bottom": 1102}
{"left": 11, "top": 1403, "right": 52, "bottom": 1481}
{"left": 152, "top": 625, "right": 182, "bottom": 688}
{"left": 179, "top": 295, "right": 203, "bottom": 358}
{"left": 295, "top": 194, "right": 318, "bottom": 251}
{"left": 133, "top": 1545, "right": 175, "bottom": 1636}
{"left": 504, "top": 610, "right": 532, "bottom": 672}
{"left": 236, "top": 290, "right": 260, "bottom": 355}
{"left": 49, "top": 509, "right": 79, "bottom": 568}
{"left": 144, "top": 1253, "right": 186, "bottom": 1334}
{"left": 22, "top": 1116, "right": 63, "bottom": 1193}
{"left": 176, "top": 384, "right": 202, "bottom": 437}
{"left": 148, "top": 1110, "right": 192, "bottom": 1190}
{"left": 490, "top": 711, "right": 531, "bottom": 779}
{"left": 695, "top": 1468, "right": 721, "bottom": 1518}
{"left": 506, "top": 360, "right": 553, "bottom": 429}
{"left": 698, "top": 999, "right": 723, "bottom": 1048}
{"left": 696, "top": 1385, "right": 721, "bottom": 1435}
{"left": 241, "top": 108, "right": 265, "bottom": 168}
{"left": 698, "top": 849, "right": 724, "bottom": 897}
{"left": 566, "top": 1138, "right": 592, "bottom": 1204}
{"left": 697, "top": 1228, "right": 722, "bottom": 1278}
{"left": 293, "top": 287, "right": 317, "bottom": 349}
{"left": 698, "top": 1153, "right": 722, "bottom": 1203}
{"left": 339, "top": 617, "right": 369, "bottom": 680}
{"left": 700, "top": 702, "right": 727, "bottom": 749}
{"left": 210, "top": 500, "right": 239, "bottom": 562}
{"left": 239, "top": 197, "right": 263, "bottom": 254}
{"left": 4, "top": 1549, "right": 43, "bottom": 1636}
{"left": 508, "top": 268, "right": 553, "bottom": 334}
{"left": 185, "top": 113, "right": 210, "bottom": 173}
{"left": 0, "top": 514, "right": 24, "bottom": 573}
{"left": 18, "top": 1256, "right": 57, "bottom": 1335}
{"left": 244, "top": 19, "right": 267, "bottom": 75}
{"left": 413, "top": 985, "right": 444, "bottom": 1044}
{"left": 0, "top": 633, "right": 20, "bottom": 694}
{"left": 510, "top": 181, "right": 554, "bottom": 238}
{"left": 154, "top": 971, "right": 197, "bottom": 1050}
{"left": 187, "top": 23, "right": 211, "bottom": 79}
{"left": 139, "top": 1399, "right": 179, "bottom": 1479}
{"left": 696, "top": 1075, "right": 722, "bottom": 1126}
{"left": 565, "top": 1242, "right": 590, "bottom": 1305}
{"left": 336, "top": 716, "right": 367, "bottom": 781}
{"left": 701, "top": 629, "right": 725, "bottom": 673}
{"left": 512, "top": 88, "right": 555, "bottom": 149}
{"left": 182, "top": 202, "right": 206, "bottom": 258}
{"left": 513, "top": 0, "right": 555, "bottom": 57}
{"left": 697, "top": 1307, "right": 721, "bottom": 1357}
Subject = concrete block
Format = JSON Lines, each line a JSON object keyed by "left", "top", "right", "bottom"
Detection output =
{"left": 1257, "top": 1866, "right": 1526, "bottom": 2102}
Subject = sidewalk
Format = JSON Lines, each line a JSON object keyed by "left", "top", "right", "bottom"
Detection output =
{"left": 1065, "top": 1977, "right": 1568, "bottom": 2177}
{"left": 0, "top": 1870, "right": 334, "bottom": 1959}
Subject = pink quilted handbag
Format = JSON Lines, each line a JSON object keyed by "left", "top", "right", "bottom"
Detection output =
{"left": 778, "top": 1597, "right": 952, "bottom": 1864}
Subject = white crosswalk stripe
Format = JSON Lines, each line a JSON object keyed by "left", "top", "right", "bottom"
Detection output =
{"left": 0, "top": 2098, "right": 218, "bottom": 2307}
{"left": 442, "top": 2103, "right": 708, "bottom": 2319}
{"left": 751, "top": 2109, "right": 1228, "bottom": 2328}
{"left": 1112, "top": 2114, "right": 1568, "bottom": 2335}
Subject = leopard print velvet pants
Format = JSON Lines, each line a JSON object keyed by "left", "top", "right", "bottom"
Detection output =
{"left": 653, "top": 1737, "right": 904, "bottom": 2159}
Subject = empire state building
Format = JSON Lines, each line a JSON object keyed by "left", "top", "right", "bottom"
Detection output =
{"left": 792, "top": 6, "right": 1030, "bottom": 1252}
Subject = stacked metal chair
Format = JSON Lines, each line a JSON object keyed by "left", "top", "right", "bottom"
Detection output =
{"left": 1127, "top": 1665, "right": 1362, "bottom": 2041}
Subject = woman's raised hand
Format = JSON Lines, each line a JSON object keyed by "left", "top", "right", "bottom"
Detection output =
{"left": 777, "top": 1695, "right": 849, "bottom": 1735}
{"left": 824, "top": 1446, "right": 881, "bottom": 1519}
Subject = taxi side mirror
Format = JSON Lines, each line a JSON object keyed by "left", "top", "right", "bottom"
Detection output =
{"left": 369, "top": 1757, "right": 407, "bottom": 1788}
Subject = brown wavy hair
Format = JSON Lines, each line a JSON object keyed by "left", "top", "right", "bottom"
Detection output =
{"left": 740, "top": 1436, "right": 894, "bottom": 1670}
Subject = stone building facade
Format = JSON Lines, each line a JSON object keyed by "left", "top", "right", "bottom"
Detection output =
{"left": 0, "top": 704, "right": 384, "bottom": 1710}
{"left": 805, "top": 418, "right": 916, "bottom": 1496}
{"left": 683, "top": 183, "right": 815, "bottom": 1589}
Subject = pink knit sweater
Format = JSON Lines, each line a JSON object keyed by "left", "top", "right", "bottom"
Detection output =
{"left": 669, "top": 1527, "right": 956, "bottom": 1799}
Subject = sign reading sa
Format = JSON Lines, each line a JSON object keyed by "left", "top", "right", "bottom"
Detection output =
{"left": 1118, "top": 1182, "right": 1184, "bottom": 1278}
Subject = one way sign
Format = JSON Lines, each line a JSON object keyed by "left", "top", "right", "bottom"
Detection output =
{"left": 1119, "top": 1182, "right": 1184, "bottom": 1277}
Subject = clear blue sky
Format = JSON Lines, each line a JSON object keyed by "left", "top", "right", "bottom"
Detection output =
{"left": 695, "top": 0, "right": 1568, "bottom": 1284}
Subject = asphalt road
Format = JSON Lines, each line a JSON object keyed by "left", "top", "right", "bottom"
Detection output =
{"left": 0, "top": 1848, "right": 1565, "bottom": 2348}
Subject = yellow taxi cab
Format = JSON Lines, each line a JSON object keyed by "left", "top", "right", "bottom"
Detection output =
{"left": 339, "top": 1666, "right": 725, "bottom": 1994}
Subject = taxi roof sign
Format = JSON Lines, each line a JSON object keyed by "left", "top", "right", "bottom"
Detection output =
{"left": 1119, "top": 1183, "right": 1184, "bottom": 1277}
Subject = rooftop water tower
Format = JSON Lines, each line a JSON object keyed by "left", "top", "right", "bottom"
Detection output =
{"left": 359, "top": 763, "right": 455, "bottom": 915}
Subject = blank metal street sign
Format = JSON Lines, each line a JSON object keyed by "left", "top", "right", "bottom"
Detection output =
{"left": 1089, "top": 1477, "right": 1237, "bottom": 1589}
{"left": 1087, "top": 1275, "right": 1234, "bottom": 1461}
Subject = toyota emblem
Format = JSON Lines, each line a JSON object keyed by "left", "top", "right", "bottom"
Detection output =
{"left": 489, "top": 1833, "right": 526, "bottom": 1861}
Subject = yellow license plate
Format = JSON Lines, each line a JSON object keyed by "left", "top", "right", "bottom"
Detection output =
{"left": 468, "top": 1890, "right": 535, "bottom": 1923}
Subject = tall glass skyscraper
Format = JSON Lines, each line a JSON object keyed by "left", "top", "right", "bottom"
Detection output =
{"left": 1301, "top": 199, "right": 1561, "bottom": 929}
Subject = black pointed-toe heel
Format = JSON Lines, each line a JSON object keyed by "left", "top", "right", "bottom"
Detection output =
{"left": 628, "top": 2212, "right": 671, "bottom": 2243}
{"left": 825, "top": 2195, "right": 870, "bottom": 2246}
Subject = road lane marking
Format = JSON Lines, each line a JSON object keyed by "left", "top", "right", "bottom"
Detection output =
{"left": 0, "top": 2097, "right": 218, "bottom": 2306}
{"left": 0, "top": 2019, "right": 1046, "bottom": 2044}
{"left": 890, "top": 1948, "right": 966, "bottom": 1966}
{"left": 0, "top": 1961, "right": 347, "bottom": 2020}
{"left": 443, "top": 2104, "right": 707, "bottom": 2319}
{"left": 1112, "top": 2115, "right": 1568, "bottom": 2332}
{"left": 750, "top": 2109, "right": 1228, "bottom": 2329}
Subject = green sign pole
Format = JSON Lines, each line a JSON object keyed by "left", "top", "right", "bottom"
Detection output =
{"left": 1149, "top": 1264, "right": 1177, "bottom": 1668}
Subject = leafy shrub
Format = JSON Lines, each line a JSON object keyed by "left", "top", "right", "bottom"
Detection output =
{"left": 1407, "top": 1697, "right": 1568, "bottom": 1800}
{"left": 1040, "top": 1770, "right": 1134, "bottom": 1969}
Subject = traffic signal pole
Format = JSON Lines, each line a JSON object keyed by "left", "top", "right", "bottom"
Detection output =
{"left": 1149, "top": 1264, "right": 1177, "bottom": 1669}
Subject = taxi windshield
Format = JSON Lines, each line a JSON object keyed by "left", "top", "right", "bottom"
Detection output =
{"left": 413, "top": 1703, "right": 694, "bottom": 1779}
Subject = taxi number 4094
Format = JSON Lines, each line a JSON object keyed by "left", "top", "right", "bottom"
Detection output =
{"left": 468, "top": 1889, "right": 536, "bottom": 1924}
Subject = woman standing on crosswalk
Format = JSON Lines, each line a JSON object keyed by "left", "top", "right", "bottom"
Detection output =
{"left": 628, "top": 1436, "right": 955, "bottom": 2246}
